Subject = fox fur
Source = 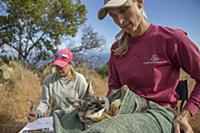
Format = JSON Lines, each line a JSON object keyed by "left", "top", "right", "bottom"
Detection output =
{"left": 66, "top": 83, "right": 125, "bottom": 125}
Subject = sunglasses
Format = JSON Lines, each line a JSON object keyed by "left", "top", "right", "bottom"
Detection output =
{"left": 54, "top": 53, "right": 69, "bottom": 58}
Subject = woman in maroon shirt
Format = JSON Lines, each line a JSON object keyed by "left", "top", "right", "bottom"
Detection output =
{"left": 94, "top": 0, "right": 199, "bottom": 133}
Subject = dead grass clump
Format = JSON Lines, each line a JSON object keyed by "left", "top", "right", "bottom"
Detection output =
{"left": 0, "top": 61, "right": 41, "bottom": 132}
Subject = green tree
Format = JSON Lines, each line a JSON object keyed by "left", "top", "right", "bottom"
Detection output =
{"left": 0, "top": 0, "right": 86, "bottom": 66}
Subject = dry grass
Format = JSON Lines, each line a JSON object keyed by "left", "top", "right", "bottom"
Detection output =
{"left": 0, "top": 62, "right": 199, "bottom": 133}
{"left": 0, "top": 62, "right": 108, "bottom": 133}
{"left": 179, "top": 70, "right": 200, "bottom": 132}
{"left": 0, "top": 61, "right": 42, "bottom": 133}
{"left": 76, "top": 67, "right": 108, "bottom": 97}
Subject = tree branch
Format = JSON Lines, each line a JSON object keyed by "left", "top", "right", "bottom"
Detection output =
{"left": 28, "top": 32, "right": 45, "bottom": 54}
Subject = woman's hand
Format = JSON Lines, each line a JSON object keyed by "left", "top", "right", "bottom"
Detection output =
{"left": 174, "top": 110, "right": 194, "bottom": 133}
{"left": 27, "top": 111, "right": 38, "bottom": 122}
{"left": 27, "top": 104, "right": 38, "bottom": 122}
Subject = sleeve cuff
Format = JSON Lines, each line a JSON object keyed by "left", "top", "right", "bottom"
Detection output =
{"left": 183, "top": 101, "right": 199, "bottom": 116}
{"left": 36, "top": 109, "right": 43, "bottom": 118}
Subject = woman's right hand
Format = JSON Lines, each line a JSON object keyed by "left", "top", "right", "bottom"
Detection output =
{"left": 27, "top": 111, "right": 38, "bottom": 122}
{"left": 174, "top": 110, "right": 194, "bottom": 133}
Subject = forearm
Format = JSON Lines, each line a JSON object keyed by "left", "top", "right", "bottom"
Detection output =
{"left": 184, "top": 81, "right": 200, "bottom": 116}
{"left": 36, "top": 101, "right": 49, "bottom": 117}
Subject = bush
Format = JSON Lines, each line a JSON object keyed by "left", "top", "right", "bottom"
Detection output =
{"left": 96, "top": 64, "right": 108, "bottom": 78}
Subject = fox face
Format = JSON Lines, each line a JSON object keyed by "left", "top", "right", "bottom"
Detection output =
{"left": 66, "top": 82, "right": 110, "bottom": 124}
{"left": 66, "top": 95, "right": 109, "bottom": 117}
{"left": 67, "top": 83, "right": 125, "bottom": 125}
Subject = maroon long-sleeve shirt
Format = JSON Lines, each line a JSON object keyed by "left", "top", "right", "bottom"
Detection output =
{"left": 108, "top": 24, "right": 200, "bottom": 116}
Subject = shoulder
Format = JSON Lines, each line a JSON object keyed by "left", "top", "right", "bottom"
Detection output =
{"left": 74, "top": 72, "right": 88, "bottom": 88}
{"left": 75, "top": 72, "right": 87, "bottom": 81}
{"left": 43, "top": 72, "right": 59, "bottom": 85}
{"left": 110, "top": 41, "right": 119, "bottom": 54}
{"left": 153, "top": 24, "right": 187, "bottom": 41}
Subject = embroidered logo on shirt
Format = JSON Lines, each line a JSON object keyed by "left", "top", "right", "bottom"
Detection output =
{"left": 143, "top": 54, "right": 167, "bottom": 64}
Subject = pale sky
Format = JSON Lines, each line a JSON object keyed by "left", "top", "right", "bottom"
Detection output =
{"left": 82, "top": 0, "right": 200, "bottom": 52}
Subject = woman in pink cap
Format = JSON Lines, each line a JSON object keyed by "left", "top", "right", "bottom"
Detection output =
{"left": 27, "top": 49, "right": 88, "bottom": 122}
{"left": 82, "top": 0, "right": 200, "bottom": 133}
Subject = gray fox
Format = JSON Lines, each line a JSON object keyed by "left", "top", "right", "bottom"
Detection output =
{"left": 66, "top": 82, "right": 123, "bottom": 125}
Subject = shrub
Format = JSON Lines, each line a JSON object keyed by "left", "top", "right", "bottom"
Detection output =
{"left": 96, "top": 64, "right": 108, "bottom": 78}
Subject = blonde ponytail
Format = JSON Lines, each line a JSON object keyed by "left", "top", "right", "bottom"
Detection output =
{"left": 69, "top": 64, "right": 76, "bottom": 81}
{"left": 113, "top": 31, "right": 130, "bottom": 56}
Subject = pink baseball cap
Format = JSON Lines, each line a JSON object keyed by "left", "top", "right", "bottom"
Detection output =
{"left": 53, "top": 49, "right": 73, "bottom": 68}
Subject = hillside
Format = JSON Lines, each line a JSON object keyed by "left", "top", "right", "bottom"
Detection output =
{"left": 0, "top": 60, "right": 199, "bottom": 133}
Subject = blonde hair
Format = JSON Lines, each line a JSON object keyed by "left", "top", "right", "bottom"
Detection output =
{"left": 114, "top": 0, "right": 147, "bottom": 56}
{"left": 69, "top": 64, "right": 76, "bottom": 81}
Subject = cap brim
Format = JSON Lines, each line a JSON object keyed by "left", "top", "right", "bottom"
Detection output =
{"left": 98, "top": 0, "right": 127, "bottom": 20}
{"left": 53, "top": 60, "right": 68, "bottom": 68}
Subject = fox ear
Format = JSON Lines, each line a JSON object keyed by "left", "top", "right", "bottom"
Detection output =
{"left": 86, "top": 82, "right": 95, "bottom": 95}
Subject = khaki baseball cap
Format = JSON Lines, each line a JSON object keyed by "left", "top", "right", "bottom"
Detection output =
{"left": 98, "top": 0, "right": 127, "bottom": 20}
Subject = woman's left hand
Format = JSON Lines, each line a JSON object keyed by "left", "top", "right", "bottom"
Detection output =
{"left": 174, "top": 110, "right": 194, "bottom": 133}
